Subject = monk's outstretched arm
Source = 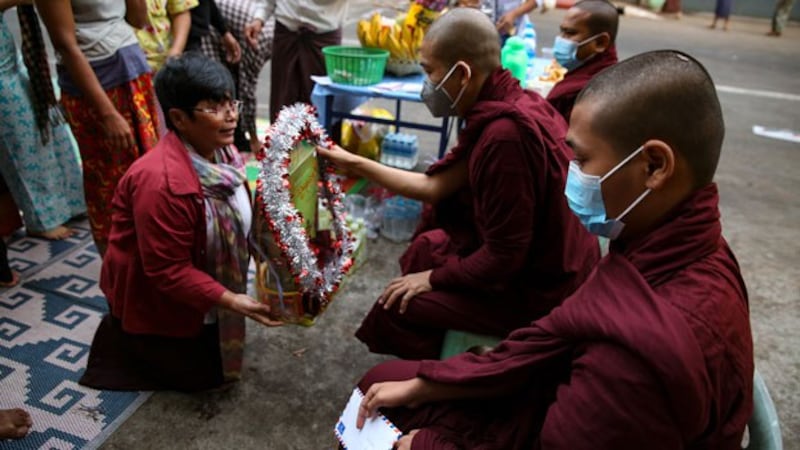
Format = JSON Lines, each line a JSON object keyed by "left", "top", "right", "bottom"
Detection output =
{"left": 316, "top": 145, "right": 468, "bottom": 204}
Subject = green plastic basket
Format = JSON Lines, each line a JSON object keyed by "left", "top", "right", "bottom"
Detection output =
{"left": 322, "top": 46, "right": 389, "bottom": 86}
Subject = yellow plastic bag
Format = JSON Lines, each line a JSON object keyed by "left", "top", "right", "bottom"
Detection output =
{"left": 340, "top": 106, "right": 395, "bottom": 161}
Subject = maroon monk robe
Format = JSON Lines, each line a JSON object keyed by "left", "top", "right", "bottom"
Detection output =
{"left": 546, "top": 46, "right": 618, "bottom": 122}
{"left": 355, "top": 68, "right": 600, "bottom": 360}
{"left": 358, "top": 184, "right": 754, "bottom": 449}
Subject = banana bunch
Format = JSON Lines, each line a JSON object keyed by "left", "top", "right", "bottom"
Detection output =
{"left": 357, "top": 12, "right": 425, "bottom": 61}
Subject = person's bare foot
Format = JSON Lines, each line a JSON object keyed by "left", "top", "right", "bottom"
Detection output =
{"left": 766, "top": 30, "right": 782, "bottom": 37}
{"left": 0, "top": 271, "right": 20, "bottom": 288}
{"left": 28, "top": 225, "right": 74, "bottom": 240}
{"left": 0, "top": 408, "right": 32, "bottom": 439}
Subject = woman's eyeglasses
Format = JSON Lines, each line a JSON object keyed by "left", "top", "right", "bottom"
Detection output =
{"left": 194, "top": 100, "right": 242, "bottom": 117}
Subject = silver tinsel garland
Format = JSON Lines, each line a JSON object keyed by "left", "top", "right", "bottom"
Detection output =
{"left": 256, "top": 103, "right": 355, "bottom": 305}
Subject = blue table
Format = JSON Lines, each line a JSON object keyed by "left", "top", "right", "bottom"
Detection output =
{"left": 310, "top": 57, "right": 553, "bottom": 159}
{"left": 311, "top": 73, "right": 455, "bottom": 159}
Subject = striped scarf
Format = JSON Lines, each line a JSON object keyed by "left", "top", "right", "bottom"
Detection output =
{"left": 189, "top": 146, "right": 249, "bottom": 382}
{"left": 17, "top": 5, "right": 63, "bottom": 145}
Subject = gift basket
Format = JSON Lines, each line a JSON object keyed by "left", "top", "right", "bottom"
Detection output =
{"left": 252, "top": 104, "right": 355, "bottom": 325}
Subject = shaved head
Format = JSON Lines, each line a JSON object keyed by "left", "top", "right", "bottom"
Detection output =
{"left": 577, "top": 50, "right": 724, "bottom": 187}
{"left": 574, "top": 0, "right": 619, "bottom": 42}
{"left": 424, "top": 8, "right": 501, "bottom": 74}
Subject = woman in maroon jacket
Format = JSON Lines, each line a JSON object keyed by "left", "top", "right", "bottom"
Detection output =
{"left": 80, "top": 54, "right": 281, "bottom": 392}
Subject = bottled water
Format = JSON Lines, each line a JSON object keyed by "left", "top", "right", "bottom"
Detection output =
{"left": 380, "top": 133, "right": 419, "bottom": 170}
{"left": 521, "top": 19, "right": 537, "bottom": 61}
{"left": 380, "top": 196, "right": 422, "bottom": 243}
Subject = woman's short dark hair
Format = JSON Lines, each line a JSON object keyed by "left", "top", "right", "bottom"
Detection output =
{"left": 154, "top": 52, "right": 236, "bottom": 131}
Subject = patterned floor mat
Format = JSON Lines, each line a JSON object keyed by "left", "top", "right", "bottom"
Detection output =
{"left": 0, "top": 222, "right": 151, "bottom": 449}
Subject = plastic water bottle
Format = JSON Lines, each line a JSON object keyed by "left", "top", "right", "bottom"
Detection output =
{"left": 500, "top": 36, "right": 528, "bottom": 85}
{"left": 380, "top": 196, "right": 422, "bottom": 243}
{"left": 521, "top": 20, "right": 537, "bottom": 61}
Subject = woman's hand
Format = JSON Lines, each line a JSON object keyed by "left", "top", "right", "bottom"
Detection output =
{"left": 220, "top": 291, "right": 283, "bottom": 327}
{"left": 379, "top": 270, "right": 432, "bottom": 314}
{"left": 243, "top": 19, "right": 263, "bottom": 49}
{"left": 101, "top": 111, "right": 136, "bottom": 151}
{"left": 357, "top": 378, "right": 427, "bottom": 429}
{"left": 222, "top": 32, "right": 242, "bottom": 64}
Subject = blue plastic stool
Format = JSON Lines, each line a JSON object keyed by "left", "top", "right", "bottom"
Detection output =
{"left": 745, "top": 370, "right": 783, "bottom": 450}
{"left": 440, "top": 330, "right": 502, "bottom": 359}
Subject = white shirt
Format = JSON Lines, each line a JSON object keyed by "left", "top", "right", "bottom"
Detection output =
{"left": 69, "top": 0, "right": 139, "bottom": 60}
{"left": 252, "top": 0, "right": 348, "bottom": 33}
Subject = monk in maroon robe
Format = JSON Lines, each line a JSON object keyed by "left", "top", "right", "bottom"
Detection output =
{"left": 546, "top": 0, "right": 619, "bottom": 122}
{"left": 352, "top": 50, "right": 754, "bottom": 450}
{"left": 318, "top": 8, "right": 599, "bottom": 360}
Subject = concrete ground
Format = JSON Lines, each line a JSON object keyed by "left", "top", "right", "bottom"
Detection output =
{"left": 13, "top": 2, "right": 795, "bottom": 449}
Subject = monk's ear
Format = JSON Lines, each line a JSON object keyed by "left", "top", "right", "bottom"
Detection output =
{"left": 641, "top": 139, "right": 675, "bottom": 191}
{"left": 594, "top": 33, "right": 611, "bottom": 53}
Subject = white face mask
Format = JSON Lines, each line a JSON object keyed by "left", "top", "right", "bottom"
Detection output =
{"left": 420, "top": 61, "right": 471, "bottom": 118}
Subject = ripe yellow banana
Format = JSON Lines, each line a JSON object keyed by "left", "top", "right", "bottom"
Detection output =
{"left": 401, "top": 25, "right": 414, "bottom": 60}
{"left": 387, "top": 30, "right": 408, "bottom": 60}
{"left": 413, "top": 25, "right": 425, "bottom": 54}
{"left": 356, "top": 20, "right": 369, "bottom": 46}
{"left": 377, "top": 26, "right": 390, "bottom": 49}
{"left": 369, "top": 13, "right": 381, "bottom": 47}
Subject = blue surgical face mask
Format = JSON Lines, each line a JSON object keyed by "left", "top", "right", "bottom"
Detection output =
{"left": 553, "top": 34, "right": 601, "bottom": 71}
{"left": 421, "top": 61, "right": 471, "bottom": 118}
{"left": 564, "top": 146, "right": 651, "bottom": 239}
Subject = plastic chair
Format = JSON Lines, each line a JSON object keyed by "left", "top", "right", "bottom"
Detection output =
{"left": 440, "top": 330, "right": 502, "bottom": 359}
{"left": 744, "top": 370, "right": 783, "bottom": 450}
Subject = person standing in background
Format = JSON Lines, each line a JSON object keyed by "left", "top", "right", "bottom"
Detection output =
{"left": 768, "top": 0, "right": 796, "bottom": 36}
{"left": 34, "top": 0, "right": 161, "bottom": 255}
{"left": 0, "top": 2, "right": 85, "bottom": 240}
{"left": 495, "top": 0, "right": 539, "bottom": 36}
{"left": 708, "top": 0, "right": 733, "bottom": 31}
{"left": 186, "top": 0, "right": 241, "bottom": 63}
{"left": 136, "top": 0, "right": 198, "bottom": 72}
{"left": 661, "top": 0, "right": 682, "bottom": 18}
{"left": 1, "top": 237, "right": 20, "bottom": 288}
{"left": 245, "top": 0, "right": 348, "bottom": 121}
{"left": 457, "top": 0, "right": 541, "bottom": 43}
{"left": 199, "top": 0, "right": 274, "bottom": 153}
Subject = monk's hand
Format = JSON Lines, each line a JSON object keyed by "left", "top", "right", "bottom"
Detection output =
{"left": 379, "top": 270, "right": 432, "bottom": 314}
{"left": 496, "top": 13, "right": 516, "bottom": 34}
{"left": 357, "top": 379, "right": 426, "bottom": 430}
{"left": 219, "top": 291, "right": 284, "bottom": 327}
{"left": 394, "top": 430, "right": 420, "bottom": 450}
{"left": 315, "top": 144, "right": 360, "bottom": 175}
